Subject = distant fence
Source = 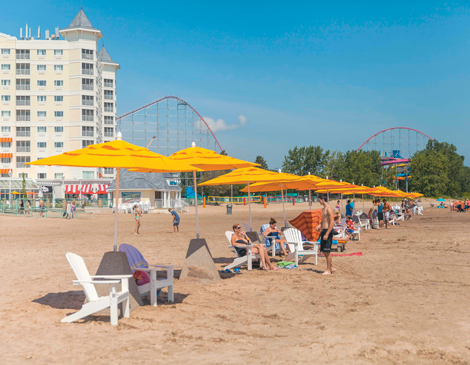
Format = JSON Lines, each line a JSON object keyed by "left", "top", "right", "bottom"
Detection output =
{"left": 207, "top": 196, "right": 263, "bottom": 204}
{"left": 0, "top": 206, "right": 91, "bottom": 219}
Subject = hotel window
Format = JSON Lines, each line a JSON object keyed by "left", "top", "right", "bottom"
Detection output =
{"left": 104, "top": 102, "right": 113, "bottom": 112}
{"left": 82, "top": 63, "right": 93, "bottom": 75}
{"left": 37, "top": 126, "right": 47, "bottom": 133}
{"left": 104, "top": 79, "right": 113, "bottom": 87}
{"left": 54, "top": 111, "right": 64, "bottom": 118}
{"left": 16, "top": 79, "right": 30, "bottom": 90}
{"left": 82, "top": 95, "right": 93, "bottom": 106}
{"left": 37, "top": 95, "right": 47, "bottom": 102}
{"left": 1, "top": 95, "right": 11, "bottom": 102}
{"left": 16, "top": 63, "right": 30, "bottom": 75}
{"left": 82, "top": 171, "right": 94, "bottom": 179}
{"left": 37, "top": 111, "right": 47, "bottom": 118}
{"left": 104, "top": 168, "right": 114, "bottom": 174}
{"left": 82, "top": 126, "right": 94, "bottom": 137}
{"left": 37, "top": 49, "right": 46, "bottom": 56}
{"left": 1, "top": 126, "right": 10, "bottom": 132}
{"left": 54, "top": 142, "right": 64, "bottom": 148}
{"left": 37, "top": 142, "right": 47, "bottom": 148}
{"left": 18, "top": 173, "right": 28, "bottom": 177}
{"left": 82, "top": 109, "right": 94, "bottom": 121}
{"left": 81, "top": 49, "right": 93, "bottom": 60}
{"left": 54, "top": 173, "right": 63, "bottom": 179}
{"left": 104, "top": 127, "right": 114, "bottom": 138}
{"left": 16, "top": 126, "right": 30, "bottom": 136}
{"left": 54, "top": 65, "right": 63, "bottom": 71}
{"left": 54, "top": 95, "right": 63, "bottom": 102}
{"left": 1, "top": 157, "right": 11, "bottom": 163}
{"left": 16, "top": 140, "right": 31, "bottom": 152}
{"left": 1, "top": 64, "right": 11, "bottom": 71}
{"left": 1, "top": 142, "right": 11, "bottom": 148}
{"left": 82, "top": 140, "right": 94, "bottom": 148}
{"left": 1, "top": 49, "right": 10, "bottom": 55}
{"left": 1, "top": 111, "right": 11, "bottom": 117}
{"left": 54, "top": 80, "right": 63, "bottom": 87}
{"left": 104, "top": 116, "right": 114, "bottom": 124}
{"left": 16, "top": 110, "right": 30, "bottom": 121}
{"left": 37, "top": 80, "right": 46, "bottom": 87}
{"left": 54, "top": 126, "right": 63, "bottom": 133}
{"left": 1, "top": 80, "right": 11, "bottom": 86}
{"left": 16, "top": 156, "right": 31, "bottom": 168}
{"left": 37, "top": 65, "right": 46, "bottom": 71}
{"left": 16, "top": 96, "right": 30, "bottom": 106}
{"left": 16, "top": 50, "right": 30, "bottom": 59}
{"left": 104, "top": 90, "right": 113, "bottom": 100}
{"left": 82, "top": 78, "right": 93, "bottom": 90}
{"left": 54, "top": 50, "right": 63, "bottom": 56}
{"left": 37, "top": 173, "right": 47, "bottom": 179}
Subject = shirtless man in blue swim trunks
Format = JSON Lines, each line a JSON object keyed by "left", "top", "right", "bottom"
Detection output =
{"left": 316, "top": 194, "right": 336, "bottom": 275}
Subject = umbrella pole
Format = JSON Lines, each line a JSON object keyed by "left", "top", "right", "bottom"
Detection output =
{"left": 327, "top": 189, "right": 329, "bottom": 203}
{"left": 193, "top": 171, "right": 199, "bottom": 239}
{"left": 309, "top": 189, "right": 311, "bottom": 209}
{"left": 362, "top": 194, "right": 364, "bottom": 212}
{"left": 281, "top": 186, "right": 287, "bottom": 227}
{"left": 341, "top": 193, "right": 343, "bottom": 214}
{"left": 248, "top": 183, "right": 252, "bottom": 232}
{"left": 113, "top": 168, "right": 120, "bottom": 252}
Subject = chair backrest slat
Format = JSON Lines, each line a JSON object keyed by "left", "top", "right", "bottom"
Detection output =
{"left": 65, "top": 252, "right": 99, "bottom": 302}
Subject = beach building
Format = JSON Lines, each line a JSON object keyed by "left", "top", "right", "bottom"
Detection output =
{"left": 0, "top": 9, "right": 118, "bottom": 190}
{"left": 107, "top": 170, "right": 186, "bottom": 211}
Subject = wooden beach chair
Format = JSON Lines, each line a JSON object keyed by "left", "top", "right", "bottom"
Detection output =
{"left": 61, "top": 253, "right": 132, "bottom": 326}
{"left": 224, "top": 231, "right": 260, "bottom": 271}
{"left": 284, "top": 228, "right": 318, "bottom": 266}
{"left": 119, "top": 244, "right": 175, "bottom": 307}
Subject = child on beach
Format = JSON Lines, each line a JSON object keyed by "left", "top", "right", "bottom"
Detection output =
{"left": 345, "top": 215, "right": 357, "bottom": 240}
{"left": 133, "top": 204, "right": 141, "bottom": 234}
{"left": 168, "top": 208, "right": 180, "bottom": 232}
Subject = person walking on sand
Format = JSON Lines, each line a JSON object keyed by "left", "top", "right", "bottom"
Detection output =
{"left": 39, "top": 199, "right": 45, "bottom": 217}
{"left": 168, "top": 208, "right": 180, "bottom": 233}
{"left": 133, "top": 204, "right": 142, "bottom": 234}
{"left": 315, "top": 194, "right": 336, "bottom": 275}
{"left": 374, "top": 199, "right": 383, "bottom": 229}
{"left": 383, "top": 199, "right": 392, "bottom": 229}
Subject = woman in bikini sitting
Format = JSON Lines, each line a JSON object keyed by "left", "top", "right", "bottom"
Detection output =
{"left": 263, "top": 218, "right": 289, "bottom": 256}
{"left": 231, "top": 224, "right": 279, "bottom": 271}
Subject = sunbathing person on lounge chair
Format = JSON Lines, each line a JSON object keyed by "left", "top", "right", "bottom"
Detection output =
{"left": 232, "top": 224, "right": 279, "bottom": 271}
{"left": 263, "top": 218, "right": 289, "bottom": 256}
{"left": 405, "top": 206, "right": 411, "bottom": 220}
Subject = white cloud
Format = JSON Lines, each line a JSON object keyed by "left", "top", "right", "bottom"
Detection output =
{"left": 198, "top": 114, "right": 248, "bottom": 133}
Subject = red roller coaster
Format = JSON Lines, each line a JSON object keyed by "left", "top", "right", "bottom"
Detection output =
{"left": 116, "top": 96, "right": 223, "bottom": 155}
{"left": 357, "top": 127, "right": 433, "bottom": 159}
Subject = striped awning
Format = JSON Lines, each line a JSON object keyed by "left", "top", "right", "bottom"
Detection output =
{"left": 81, "top": 184, "right": 92, "bottom": 194}
{"left": 96, "top": 184, "right": 109, "bottom": 194}
{"left": 0, "top": 169, "right": 12, "bottom": 174}
{"left": 0, "top": 138, "right": 12, "bottom": 143}
{"left": 65, "top": 185, "right": 80, "bottom": 194}
{"left": 0, "top": 153, "right": 12, "bottom": 158}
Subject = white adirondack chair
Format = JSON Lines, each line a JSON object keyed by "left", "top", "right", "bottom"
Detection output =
{"left": 284, "top": 228, "right": 318, "bottom": 266}
{"left": 259, "top": 224, "right": 287, "bottom": 257}
{"left": 224, "top": 231, "right": 259, "bottom": 271}
{"left": 62, "top": 253, "right": 132, "bottom": 326}
{"left": 418, "top": 206, "right": 424, "bottom": 215}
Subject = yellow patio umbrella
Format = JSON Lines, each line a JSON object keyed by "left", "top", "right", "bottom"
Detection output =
{"left": 11, "top": 191, "right": 21, "bottom": 195}
{"left": 27, "top": 134, "right": 200, "bottom": 251}
{"left": 201, "top": 167, "right": 301, "bottom": 229}
{"left": 134, "top": 143, "right": 258, "bottom": 238}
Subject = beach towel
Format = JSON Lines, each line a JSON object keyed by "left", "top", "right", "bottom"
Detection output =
{"left": 289, "top": 209, "right": 323, "bottom": 241}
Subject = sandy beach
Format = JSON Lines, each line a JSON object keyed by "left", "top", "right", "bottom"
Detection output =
{"left": 1, "top": 201, "right": 469, "bottom": 364}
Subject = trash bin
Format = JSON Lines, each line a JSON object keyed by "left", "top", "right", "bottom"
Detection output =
{"left": 226, "top": 204, "right": 233, "bottom": 215}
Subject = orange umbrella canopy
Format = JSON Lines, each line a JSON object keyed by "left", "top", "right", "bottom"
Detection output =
{"left": 199, "top": 167, "right": 297, "bottom": 186}
{"left": 289, "top": 209, "right": 323, "bottom": 242}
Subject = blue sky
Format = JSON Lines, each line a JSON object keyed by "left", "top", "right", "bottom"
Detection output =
{"left": 2, "top": 1, "right": 469, "bottom": 167}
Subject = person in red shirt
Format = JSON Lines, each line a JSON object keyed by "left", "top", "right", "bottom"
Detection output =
{"left": 345, "top": 215, "right": 357, "bottom": 240}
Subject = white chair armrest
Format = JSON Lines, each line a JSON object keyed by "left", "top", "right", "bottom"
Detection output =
{"left": 73, "top": 279, "right": 121, "bottom": 285}
{"left": 90, "top": 275, "right": 133, "bottom": 279}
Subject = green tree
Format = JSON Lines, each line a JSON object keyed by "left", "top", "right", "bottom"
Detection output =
{"left": 410, "top": 149, "right": 449, "bottom": 196}
{"left": 21, "top": 172, "right": 27, "bottom": 200}
{"left": 321, "top": 150, "right": 344, "bottom": 179}
{"left": 254, "top": 155, "right": 269, "bottom": 170}
{"left": 282, "top": 146, "right": 330, "bottom": 176}
{"left": 339, "top": 150, "right": 381, "bottom": 187}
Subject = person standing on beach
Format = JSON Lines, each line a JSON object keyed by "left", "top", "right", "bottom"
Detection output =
{"left": 374, "top": 199, "right": 383, "bottom": 229}
{"left": 39, "top": 199, "right": 45, "bottom": 217}
{"left": 383, "top": 199, "right": 391, "bottom": 229}
{"left": 315, "top": 194, "right": 336, "bottom": 275}
{"left": 346, "top": 200, "right": 352, "bottom": 216}
{"left": 168, "top": 208, "right": 180, "bottom": 232}
{"left": 133, "top": 204, "right": 142, "bottom": 234}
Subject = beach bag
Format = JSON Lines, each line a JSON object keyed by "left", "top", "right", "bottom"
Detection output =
{"left": 133, "top": 270, "right": 150, "bottom": 286}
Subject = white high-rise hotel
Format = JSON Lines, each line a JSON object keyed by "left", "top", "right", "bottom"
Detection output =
{"left": 0, "top": 9, "right": 119, "bottom": 181}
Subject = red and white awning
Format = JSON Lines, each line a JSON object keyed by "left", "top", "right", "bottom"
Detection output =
{"left": 96, "top": 184, "right": 109, "bottom": 194}
{"left": 65, "top": 185, "right": 80, "bottom": 194}
{"left": 81, "top": 184, "right": 92, "bottom": 194}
